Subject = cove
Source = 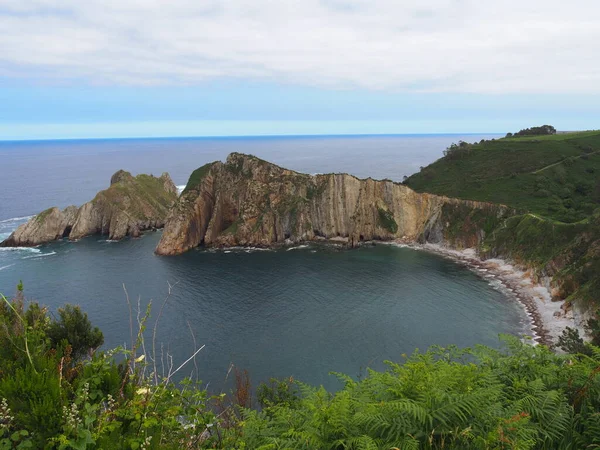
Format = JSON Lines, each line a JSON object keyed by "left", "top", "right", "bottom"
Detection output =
{"left": 0, "top": 232, "right": 530, "bottom": 391}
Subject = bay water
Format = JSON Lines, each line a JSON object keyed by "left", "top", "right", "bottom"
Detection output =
{"left": 0, "top": 134, "right": 529, "bottom": 390}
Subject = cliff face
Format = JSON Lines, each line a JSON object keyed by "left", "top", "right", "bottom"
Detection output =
{"left": 156, "top": 153, "right": 512, "bottom": 255}
{"left": 1, "top": 171, "right": 178, "bottom": 247}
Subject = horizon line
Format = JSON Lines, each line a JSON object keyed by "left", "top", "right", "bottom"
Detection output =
{"left": 0, "top": 131, "right": 504, "bottom": 144}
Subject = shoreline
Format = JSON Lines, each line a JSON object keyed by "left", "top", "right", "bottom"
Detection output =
{"left": 388, "top": 241, "right": 576, "bottom": 347}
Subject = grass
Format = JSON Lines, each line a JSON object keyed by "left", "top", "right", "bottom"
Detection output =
{"left": 405, "top": 130, "right": 600, "bottom": 223}
{"left": 182, "top": 162, "right": 216, "bottom": 194}
{"left": 91, "top": 173, "right": 177, "bottom": 221}
{"left": 377, "top": 207, "right": 398, "bottom": 233}
{"left": 504, "top": 130, "right": 600, "bottom": 141}
{"left": 405, "top": 129, "right": 600, "bottom": 312}
{"left": 35, "top": 207, "right": 56, "bottom": 223}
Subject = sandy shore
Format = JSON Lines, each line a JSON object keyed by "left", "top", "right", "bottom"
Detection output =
{"left": 388, "top": 241, "right": 578, "bottom": 347}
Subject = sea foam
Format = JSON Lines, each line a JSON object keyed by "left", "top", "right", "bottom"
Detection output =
{"left": 22, "top": 251, "right": 57, "bottom": 259}
{"left": 0, "top": 215, "right": 34, "bottom": 224}
{"left": 0, "top": 247, "right": 41, "bottom": 254}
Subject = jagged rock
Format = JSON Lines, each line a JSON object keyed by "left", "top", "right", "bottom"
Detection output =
{"left": 0, "top": 205, "right": 78, "bottom": 247}
{"left": 1, "top": 171, "right": 178, "bottom": 247}
{"left": 156, "top": 153, "right": 512, "bottom": 255}
{"left": 110, "top": 169, "right": 134, "bottom": 185}
{"left": 159, "top": 172, "right": 178, "bottom": 196}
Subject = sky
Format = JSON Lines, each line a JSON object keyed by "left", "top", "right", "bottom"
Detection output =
{"left": 1, "top": 0, "right": 599, "bottom": 140}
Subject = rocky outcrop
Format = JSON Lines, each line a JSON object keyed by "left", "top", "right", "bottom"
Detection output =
{"left": 1, "top": 171, "right": 178, "bottom": 247}
{"left": 156, "top": 153, "right": 512, "bottom": 255}
{"left": 0, "top": 206, "right": 79, "bottom": 247}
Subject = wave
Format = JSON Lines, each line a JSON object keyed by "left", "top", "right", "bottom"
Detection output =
{"left": 211, "top": 246, "right": 272, "bottom": 253}
{"left": 286, "top": 245, "right": 310, "bottom": 251}
{"left": 0, "top": 215, "right": 34, "bottom": 224}
{"left": 0, "top": 247, "right": 41, "bottom": 254}
{"left": 0, "top": 264, "right": 15, "bottom": 271}
{"left": 22, "top": 251, "right": 57, "bottom": 259}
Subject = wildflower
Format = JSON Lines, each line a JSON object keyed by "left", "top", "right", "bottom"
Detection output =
{"left": 140, "top": 435, "right": 152, "bottom": 450}
{"left": 0, "top": 398, "right": 14, "bottom": 430}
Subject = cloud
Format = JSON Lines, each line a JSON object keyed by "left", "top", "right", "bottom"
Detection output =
{"left": 0, "top": 0, "right": 598, "bottom": 93}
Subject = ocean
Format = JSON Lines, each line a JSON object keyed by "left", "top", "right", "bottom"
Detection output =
{"left": 0, "top": 134, "right": 530, "bottom": 390}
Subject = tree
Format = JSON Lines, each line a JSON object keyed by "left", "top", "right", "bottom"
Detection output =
{"left": 557, "top": 327, "right": 592, "bottom": 356}
{"left": 512, "top": 125, "right": 557, "bottom": 137}
{"left": 47, "top": 305, "right": 104, "bottom": 360}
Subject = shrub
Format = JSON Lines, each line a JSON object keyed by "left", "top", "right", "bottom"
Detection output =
{"left": 47, "top": 305, "right": 104, "bottom": 360}
{"left": 512, "top": 125, "right": 557, "bottom": 136}
{"left": 377, "top": 207, "right": 398, "bottom": 233}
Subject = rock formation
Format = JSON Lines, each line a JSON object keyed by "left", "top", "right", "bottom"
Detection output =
{"left": 1, "top": 171, "right": 178, "bottom": 247}
{"left": 156, "top": 153, "right": 512, "bottom": 255}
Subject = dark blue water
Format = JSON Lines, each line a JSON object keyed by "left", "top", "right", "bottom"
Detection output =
{"left": 0, "top": 134, "right": 528, "bottom": 391}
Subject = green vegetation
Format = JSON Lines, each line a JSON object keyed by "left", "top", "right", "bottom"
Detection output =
{"left": 2, "top": 287, "right": 600, "bottom": 449}
{"left": 435, "top": 203, "right": 512, "bottom": 249}
{"left": 406, "top": 130, "right": 600, "bottom": 223}
{"left": 377, "top": 207, "right": 398, "bottom": 234}
{"left": 35, "top": 207, "right": 55, "bottom": 224}
{"left": 92, "top": 173, "right": 177, "bottom": 223}
{"left": 506, "top": 125, "right": 557, "bottom": 138}
{"left": 405, "top": 129, "right": 600, "bottom": 326}
{"left": 182, "top": 162, "right": 215, "bottom": 194}
{"left": 306, "top": 181, "right": 326, "bottom": 201}
{"left": 481, "top": 214, "right": 585, "bottom": 267}
{"left": 223, "top": 219, "right": 241, "bottom": 235}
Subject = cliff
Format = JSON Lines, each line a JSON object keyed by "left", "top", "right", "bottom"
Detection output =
{"left": 1, "top": 171, "right": 178, "bottom": 247}
{"left": 156, "top": 153, "right": 512, "bottom": 255}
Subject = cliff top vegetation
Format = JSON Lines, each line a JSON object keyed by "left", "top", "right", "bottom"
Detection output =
{"left": 405, "top": 128, "right": 600, "bottom": 332}
{"left": 405, "top": 129, "right": 600, "bottom": 224}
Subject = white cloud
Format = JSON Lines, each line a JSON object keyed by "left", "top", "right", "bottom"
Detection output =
{"left": 0, "top": 0, "right": 598, "bottom": 93}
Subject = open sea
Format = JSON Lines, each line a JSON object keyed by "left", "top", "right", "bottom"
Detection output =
{"left": 0, "top": 134, "right": 530, "bottom": 390}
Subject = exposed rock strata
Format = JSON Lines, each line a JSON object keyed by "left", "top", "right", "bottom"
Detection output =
{"left": 1, "top": 171, "right": 177, "bottom": 247}
{"left": 156, "top": 153, "right": 512, "bottom": 255}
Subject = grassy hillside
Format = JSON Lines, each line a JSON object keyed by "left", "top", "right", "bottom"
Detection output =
{"left": 406, "top": 131, "right": 600, "bottom": 223}
{"left": 406, "top": 130, "right": 600, "bottom": 318}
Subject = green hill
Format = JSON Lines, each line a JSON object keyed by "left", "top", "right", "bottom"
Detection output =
{"left": 406, "top": 131, "right": 600, "bottom": 223}
{"left": 406, "top": 130, "right": 600, "bottom": 325}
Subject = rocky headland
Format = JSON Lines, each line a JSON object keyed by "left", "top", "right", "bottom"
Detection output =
{"left": 156, "top": 152, "right": 512, "bottom": 255}
{"left": 152, "top": 153, "right": 591, "bottom": 343}
{"left": 0, "top": 171, "right": 178, "bottom": 247}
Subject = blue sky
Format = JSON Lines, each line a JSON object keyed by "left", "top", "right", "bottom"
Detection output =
{"left": 1, "top": 1, "right": 599, "bottom": 140}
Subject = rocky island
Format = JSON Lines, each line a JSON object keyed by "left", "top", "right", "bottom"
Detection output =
{"left": 0, "top": 170, "right": 178, "bottom": 246}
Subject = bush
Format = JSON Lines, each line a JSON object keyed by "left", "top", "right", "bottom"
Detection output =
{"left": 3, "top": 290, "right": 600, "bottom": 448}
{"left": 557, "top": 327, "right": 592, "bottom": 356}
{"left": 377, "top": 207, "right": 398, "bottom": 233}
{"left": 512, "top": 125, "right": 557, "bottom": 137}
{"left": 47, "top": 305, "right": 103, "bottom": 360}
